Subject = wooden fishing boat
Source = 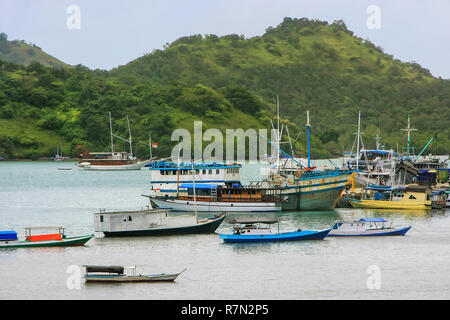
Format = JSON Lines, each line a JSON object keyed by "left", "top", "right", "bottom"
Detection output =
{"left": 219, "top": 217, "right": 331, "bottom": 243}
{"left": 328, "top": 218, "right": 411, "bottom": 237}
{"left": 347, "top": 184, "right": 432, "bottom": 210}
{"left": 83, "top": 265, "right": 186, "bottom": 282}
{"left": 94, "top": 208, "right": 226, "bottom": 237}
{"left": 0, "top": 227, "right": 93, "bottom": 248}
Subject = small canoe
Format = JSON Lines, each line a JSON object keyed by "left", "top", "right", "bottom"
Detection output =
{"left": 84, "top": 265, "right": 186, "bottom": 282}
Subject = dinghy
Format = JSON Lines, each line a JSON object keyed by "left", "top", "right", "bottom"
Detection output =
{"left": 83, "top": 265, "right": 186, "bottom": 282}
{"left": 327, "top": 218, "right": 411, "bottom": 237}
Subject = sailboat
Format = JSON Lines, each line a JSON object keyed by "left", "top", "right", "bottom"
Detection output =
{"left": 78, "top": 113, "right": 155, "bottom": 170}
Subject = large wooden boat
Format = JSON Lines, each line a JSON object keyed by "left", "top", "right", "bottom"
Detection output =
{"left": 148, "top": 183, "right": 281, "bottom": 212}
{"left": 219, "top": 217, "right": 331, "bottom": 243}
{"left": 83, "top": 265, "right": 185, "bottom": 282}
{"left": 347, "top": 184, "right": 432, "bottom": 210}
{"left": 0, "top": 227, "right": 93, "bottom": 248}
{"left": 93, "top": 208, "right": 226, "bottom": 237}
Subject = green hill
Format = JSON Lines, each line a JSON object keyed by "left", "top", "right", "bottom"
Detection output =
{"left": 0, "top": 33, "right": 69, "bottom": 69}
{"left": 0, "top": 18, "right": 449, "bottom": 159}
{"left": 110, "top": 17, "right": 450, "bottom": 156}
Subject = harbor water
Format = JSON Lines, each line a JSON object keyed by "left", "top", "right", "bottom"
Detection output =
{"left": 0, "top": 161, "right": 449, "bottom": 299}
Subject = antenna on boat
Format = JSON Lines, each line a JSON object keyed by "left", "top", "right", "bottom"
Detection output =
{"left": 109, "top": 112, "right": 114, "bottom": 154}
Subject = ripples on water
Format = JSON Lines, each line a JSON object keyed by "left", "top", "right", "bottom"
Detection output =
{"left": 0, "top": 161, "right": 449, "bottom": 299}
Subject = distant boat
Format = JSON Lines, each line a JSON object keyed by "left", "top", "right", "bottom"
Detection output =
{"left": 219, "top": 217, "right": 331, "bottom": 243}
{"left": 83, "top": 265, "right": 186, "bottom": 282}
{"left": 346, "top": 184, "right": 432, "bottom": 210}
{"left": 328, "top": 218, "right": 411, "bottom": 237}
{"left": 78, "top": 112, "right": 154, "bottom": 171}
{"left": 0, "top": 155, "right": 4, "bottom": 160}
{"left": 0, "top": 227, "right": 93, "bottom": 248}
{"left": 93, "top": 208, "right": 226, "bottom": 237}
{"left": 431, "top": 189, "right": 447, "bottom": 209}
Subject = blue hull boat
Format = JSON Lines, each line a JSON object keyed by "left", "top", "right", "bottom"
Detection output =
{"left": 220, "top": 228, "right": 331, "bottom": 243}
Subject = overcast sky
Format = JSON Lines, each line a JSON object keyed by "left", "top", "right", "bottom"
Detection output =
{"left": 1, "top": 0, "right": 449, "bottom": 78}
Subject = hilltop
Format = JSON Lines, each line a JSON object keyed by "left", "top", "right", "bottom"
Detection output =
{"left": 0, "top": 33, "right": 69, "bottom": 69}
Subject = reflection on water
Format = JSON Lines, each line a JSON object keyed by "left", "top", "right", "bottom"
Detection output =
{"left": 0, "top": 161, "right": 449, "bottom": 299}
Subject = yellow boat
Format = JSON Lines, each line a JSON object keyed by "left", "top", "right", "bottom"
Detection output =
{"left": 347, "top": 184, "right": 431, "bottom": 210}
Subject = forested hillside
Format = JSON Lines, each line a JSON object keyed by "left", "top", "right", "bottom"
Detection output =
{"left": 0, "top": 18, "right": 449, "bottom": 159}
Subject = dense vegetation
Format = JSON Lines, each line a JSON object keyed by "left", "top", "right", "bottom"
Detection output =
{"left": 0, "top": 18, "right": 449, "bottom": 160}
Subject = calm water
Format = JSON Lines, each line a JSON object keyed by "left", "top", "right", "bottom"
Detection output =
{"left": 0, "top": 161, "right": 449, "bottom": 300}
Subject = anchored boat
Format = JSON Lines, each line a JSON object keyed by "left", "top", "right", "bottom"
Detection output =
{"left": 94, "top": 208, "right": 226, "bottom": 237}
{"left": 219, "top": 217, "right": 331, "bottom": 243}
{"left": 0, "top": 227, "right": 93, "bottom": 248}
{"left": 328, "top": 218, "right": 411, "bottom": 237}
{"left": 78, "top": 112, "right": 153, "bottom": 171}
{"left": 83, "top": 265, "right": 186, "bottom": 282}
{"left": 347, "top": 184, "right": 431, "bottom": 210}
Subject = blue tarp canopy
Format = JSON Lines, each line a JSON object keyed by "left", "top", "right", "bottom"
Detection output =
{"left": 358, "top": 218, "right": 387, "bottom": 222}
{"left": 0, "top": 231, "right": 18, "bottom": 240}
{"left": 179, "top": 183, "right": 218, "bottom": 189}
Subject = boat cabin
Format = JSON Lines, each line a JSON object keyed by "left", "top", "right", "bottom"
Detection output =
{"left": 361, "top": 185, "right": 431, "bottom": 203}
{"left": 147, "top": 161, "right": 242, "bottom": 199}
{"left": 93, "top": 209, "right": 170, "bottom": 233}
{"left": 176, "top": 183, "right": 280, "bottom": 203}
{"left": 0, "top": 231, "right": 18, "bottom": 241}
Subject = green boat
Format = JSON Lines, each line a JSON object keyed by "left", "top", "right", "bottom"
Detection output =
{"left": 0, "top": 227, "right": 93, "bottom": 248}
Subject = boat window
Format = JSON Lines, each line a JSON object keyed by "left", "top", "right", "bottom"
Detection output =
{"left": 409, "top": 195, "right": 416, "bottom": 200}
{"left": 216, "top": 169, "right": 220, "bottom": 174}
{"left": 209, "top": 169, "right": 212, "bottom": 174}
{"left": 128, "top": 216, "right": 132, "bottom": 221}
{"left": 203, "top": 169, "right": 206, "bottom": 175}
{"left": 100, "top": 215, "right": 103, "bottom": 222}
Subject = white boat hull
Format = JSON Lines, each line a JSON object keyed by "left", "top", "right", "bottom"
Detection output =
{"left": 78, "top": 159, "right": 152, "bottom": 171}
{"left": 150, "top": 197, "right": 281, "bottom": 212}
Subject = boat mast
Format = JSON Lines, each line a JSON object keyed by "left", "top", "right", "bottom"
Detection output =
{"left": 306, "top": 108, "right": 311, "bottom": 168}
{"left": 127, "top": 116, "right": 133, "bottom": 157}
{"left": 192, "top": 161, "right": 198, "bottom": 224}
{"left": 356, "top": 111, "right": 361, "bottom": 170}
{"left": 109, "top": 112, "right": 114, "bottom": 154}
{"left": 276, "top": 95, "right": 280, "bottom": 169}
{"left": 400, "top": 114, "right": 417, "bottom": 157}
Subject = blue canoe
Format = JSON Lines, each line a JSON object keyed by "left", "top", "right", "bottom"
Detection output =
{"left": 220, "top": 228, "right": 331, "bottom": 243}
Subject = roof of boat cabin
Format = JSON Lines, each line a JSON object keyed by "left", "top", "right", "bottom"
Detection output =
{"left": 230, "top": 217, "right": 279, "bottom": 224}
{"left": 357, "top": 218, "right": 387, "bottom": 222}
{"left": 94, "top": 209, "right": 169, "bottom": 215}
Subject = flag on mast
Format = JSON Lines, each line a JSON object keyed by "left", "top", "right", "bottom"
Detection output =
{"left": 152, "top": 142, "right": 159, "bottom": 148}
